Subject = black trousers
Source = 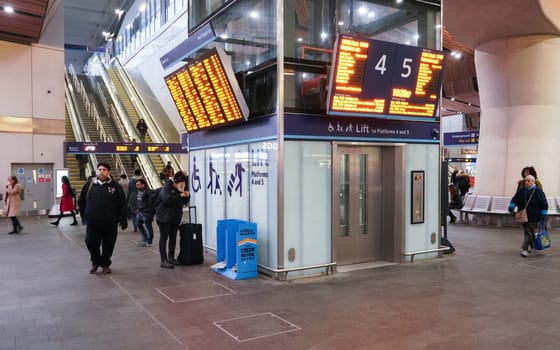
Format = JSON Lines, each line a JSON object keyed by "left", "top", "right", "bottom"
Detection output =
{"left": 85, "top": 223, "right": 118, "bottom": 267}
{"left": 157, "top": 221, "right": 178, "bottom": 262}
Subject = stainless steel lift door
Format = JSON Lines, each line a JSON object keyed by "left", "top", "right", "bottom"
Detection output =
{"left": 334, "top": 146, "right": 383, "bottom": 265}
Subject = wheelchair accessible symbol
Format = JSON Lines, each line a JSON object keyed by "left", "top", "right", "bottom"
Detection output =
{"left": 17, "top": 168, "right": 24, "bottom": 175}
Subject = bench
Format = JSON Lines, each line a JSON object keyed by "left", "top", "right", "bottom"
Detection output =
{"left": 456, "top": 195, "right": 560, "bottom": 228}
{"left": 486, "top": 196, "right": 512, "bottom": 228}
{"left": 460, "top": 195, "right": 491, "bottom": 224}
{"left": 459, "top": 194, "right": 476, "bottom": 223}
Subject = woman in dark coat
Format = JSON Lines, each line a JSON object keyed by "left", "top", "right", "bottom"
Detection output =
{"left": 509, "top": 175, "right": 548, "bottom": 257}
{"left": 156, "top": 171, "right": 190, "bottom": 268}
{"left": 51, "top": 176, "right": 77, "bottom": 226}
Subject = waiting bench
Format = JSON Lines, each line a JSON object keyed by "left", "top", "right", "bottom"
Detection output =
{"left": 457, "top": 195, "right": 560, "bottom": 228}
{"left": 460, "top": 195, "right": 491, "bottom": 224}
{"left": 487, "top": 196, "right": 512, "bottom": 228}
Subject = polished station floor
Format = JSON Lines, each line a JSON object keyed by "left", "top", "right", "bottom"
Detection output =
{"left": 1, "top": 216, "right": 560, "bottom": 350}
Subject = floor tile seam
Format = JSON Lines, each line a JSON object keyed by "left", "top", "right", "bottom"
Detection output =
{"left": 108, "top": 275, "right": 189, "bottom": 349}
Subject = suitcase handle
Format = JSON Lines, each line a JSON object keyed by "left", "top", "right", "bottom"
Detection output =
{"left": 188, "top": 206, "right": 197, "bottom": 224}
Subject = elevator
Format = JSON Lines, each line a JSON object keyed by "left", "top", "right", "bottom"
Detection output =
{"left": 332, "top": 144, "right": 404, "bottom": 265}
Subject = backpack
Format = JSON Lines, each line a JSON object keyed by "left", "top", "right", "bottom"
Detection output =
{"left": 148, "top": 187, "right": 162, "bottom": 210}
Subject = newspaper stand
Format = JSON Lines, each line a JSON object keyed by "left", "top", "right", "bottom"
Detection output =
{"left": 214, "top": 219, "right": 257, "bottom": 280}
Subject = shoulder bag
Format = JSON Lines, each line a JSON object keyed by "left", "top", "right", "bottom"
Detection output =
{"left": 514, "top": 189, "right": 535, "bottom": 224}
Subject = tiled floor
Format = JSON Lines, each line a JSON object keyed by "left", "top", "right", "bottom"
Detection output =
{"left": 1, "top": 216, "right": 560, "bottom": 349}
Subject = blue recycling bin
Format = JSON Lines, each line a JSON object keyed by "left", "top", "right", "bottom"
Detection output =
{"left": 215, "top": 219, "right": 257, "bottom": 280}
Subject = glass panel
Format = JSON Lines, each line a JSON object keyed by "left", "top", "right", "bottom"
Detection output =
{"left": 358, "top": 154, "right": 367, "bottom": 234}
{"left": 339, "top": 154, "right": 349, "bottom": 237}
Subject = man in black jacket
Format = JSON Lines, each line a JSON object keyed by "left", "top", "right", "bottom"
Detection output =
{"left": 78, "top": 162, "right": 128, "bottom": 274}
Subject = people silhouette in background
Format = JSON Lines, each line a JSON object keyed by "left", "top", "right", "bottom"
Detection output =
{"left": 516, "top": 166, "right": 543, "bottom": 192}
{"left": 447, "top": 183, "right": 463, "bottom": 223}
{"left": 160, "top": 161, "right": 175, "bottom": 182}
{"left": 136, "top": 118, "right": 148, "bottom": 143}
{"left": 5, "top": 176, "right": 23, "bottom": 234}
{"left": 51, "top": 176, "right": 77, "bottom": 226}
{"left": 455, "top": 170, "right": 471, "bottom": 197}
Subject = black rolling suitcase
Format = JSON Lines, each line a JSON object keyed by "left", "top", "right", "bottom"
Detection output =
{"left": 177, "top": 206, "right": 204, "bottom": 265}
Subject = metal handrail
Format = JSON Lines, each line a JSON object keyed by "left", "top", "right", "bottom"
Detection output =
{"left": 258, "top": 262, "right": 337, "bottom": 281}
{"left": 402, "top": 247, "right": 451, "bottom": 263}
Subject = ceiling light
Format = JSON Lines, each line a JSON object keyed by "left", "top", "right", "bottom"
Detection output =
{"left": 249, "top": 11, "right": 259, "bottom": 19}
{"left": 139, "top": 4, "right": 146, "bottom": 12}
{"left": 4, "top": 6, "right": 14, "bottom": 13}
{"left": 297, "top": 37, "right": 303, "bottom": 42}
{"left": 396, "top": 0, "right": 404, "bottom": 3}
{"left": 358, "top": 6, "right": 367, "bottom": 15}
{"left": 338, "top": 21, "right": 344, "bottom": 26}
{"left": 320, "top": 32, "right": 328, "bottom": 40}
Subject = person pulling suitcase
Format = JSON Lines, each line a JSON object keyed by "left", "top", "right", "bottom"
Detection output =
{"left": 155, "top": 171, "right": 190, "bottom": 269}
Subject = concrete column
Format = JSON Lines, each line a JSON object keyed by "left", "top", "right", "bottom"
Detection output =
{"left": 474, "top": 34, "right": 560, "bottom": 196}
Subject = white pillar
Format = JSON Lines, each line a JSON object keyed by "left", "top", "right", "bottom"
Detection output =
{"left": 475, "top": 35, "right": 560, "bottom": 196}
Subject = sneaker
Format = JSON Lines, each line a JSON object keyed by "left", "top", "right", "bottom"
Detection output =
{"left": 102, "top": 266, "right": 111, "bottom": 274}
{"left": 138, "top": 242, "right": 148, "bottom": 247}
{"left": 146, "top": 243, "right": 155, "bottom": 247}
{"left": 520, "top": 250, "right": 529, "bottom": 257}
{"left": 168, "top": 257, "right": 180, "bottom": 265}
{"left": 89, "top": 265, "right": 99, "bottom": 274}
{"left": 160, "top": 261, "right": 174, "bottom": 269}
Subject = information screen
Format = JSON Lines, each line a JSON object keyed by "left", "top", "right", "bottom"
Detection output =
{"left": 327, "top": 35, "right": 446, "bottom": 118}
{"left": 165, "top": 47, "right": 249, "bottom": 132}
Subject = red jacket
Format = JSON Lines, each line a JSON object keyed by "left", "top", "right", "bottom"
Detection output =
{"left": 60, "top": 183, "right": 74, "bottom": 212}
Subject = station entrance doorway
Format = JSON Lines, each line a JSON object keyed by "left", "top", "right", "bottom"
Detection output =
{"left": 332, "top": 144, "right": 402, "bottom": 265}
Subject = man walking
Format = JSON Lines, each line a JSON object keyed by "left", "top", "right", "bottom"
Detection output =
{"left": 78, "top": 162, "right": 128, "bottom": 274}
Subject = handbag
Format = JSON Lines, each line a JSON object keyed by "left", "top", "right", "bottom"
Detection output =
{"left": 535, "top": 223, "right": 551, "bottom": 250}
{"left": 515, "top": 209, "right": 528, "bottom": 224}
{"left": 514, "top": 189, "right": 535, "bottom": 224}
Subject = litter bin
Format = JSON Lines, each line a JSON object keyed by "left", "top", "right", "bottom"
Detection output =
{"left": 213, "top": 219, "right": 257, "bottom": 280}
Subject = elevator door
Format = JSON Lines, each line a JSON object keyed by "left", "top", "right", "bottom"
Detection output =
{"left": 335, "top": 146, "right": 383, "bottom": 265}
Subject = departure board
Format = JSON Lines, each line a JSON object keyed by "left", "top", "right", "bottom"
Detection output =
{"left": 164, "top": 47, "right": 249, "bottom": 132}
{"left": 327, "top": 35, "right": 446, "bottom": 118}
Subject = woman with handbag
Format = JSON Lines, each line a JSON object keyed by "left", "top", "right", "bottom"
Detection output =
{"left": 509, "top": 175, "right": 548, "bottom": 257}
{"left": 5, "top": 176, "right": 23, "bottom": 234}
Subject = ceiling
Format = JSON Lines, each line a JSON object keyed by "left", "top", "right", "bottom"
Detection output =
{"left": 1, "top": 0, "right": 478, "bottom": 117}
{"left": 0, "top": 0, "right": 50, "bottom": 44}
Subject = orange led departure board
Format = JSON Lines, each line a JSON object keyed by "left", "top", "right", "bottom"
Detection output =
{"left": 165, "top": 47, "right": 249, "bottom": 132}
{"left": 327, "top": 35, "right": 446, "bottom": 118}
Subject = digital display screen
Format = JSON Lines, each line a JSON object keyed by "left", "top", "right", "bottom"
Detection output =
{"left": 165, "top": 47, "right": 249, "bottom": 132}
{"left": 65, "top": 142, "right": 184, "bottom": 154}
{"left": 327, "top": 35, "right": 446, "bottom": 118}
{"left": 115, "top": 143, "right": 141, "bottom": 153}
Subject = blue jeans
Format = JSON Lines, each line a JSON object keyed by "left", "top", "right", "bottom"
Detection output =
{"left": 136, "top": 211, "right": 154, "bottom": 244}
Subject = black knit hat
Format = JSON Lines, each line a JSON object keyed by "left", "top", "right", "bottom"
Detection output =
{"left": 173, "top": 171, "right": 186, "bottom": 183}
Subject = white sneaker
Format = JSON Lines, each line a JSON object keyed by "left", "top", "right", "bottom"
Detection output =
{"left": 520, "top": 250, "right": 529, "bottom": 257}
